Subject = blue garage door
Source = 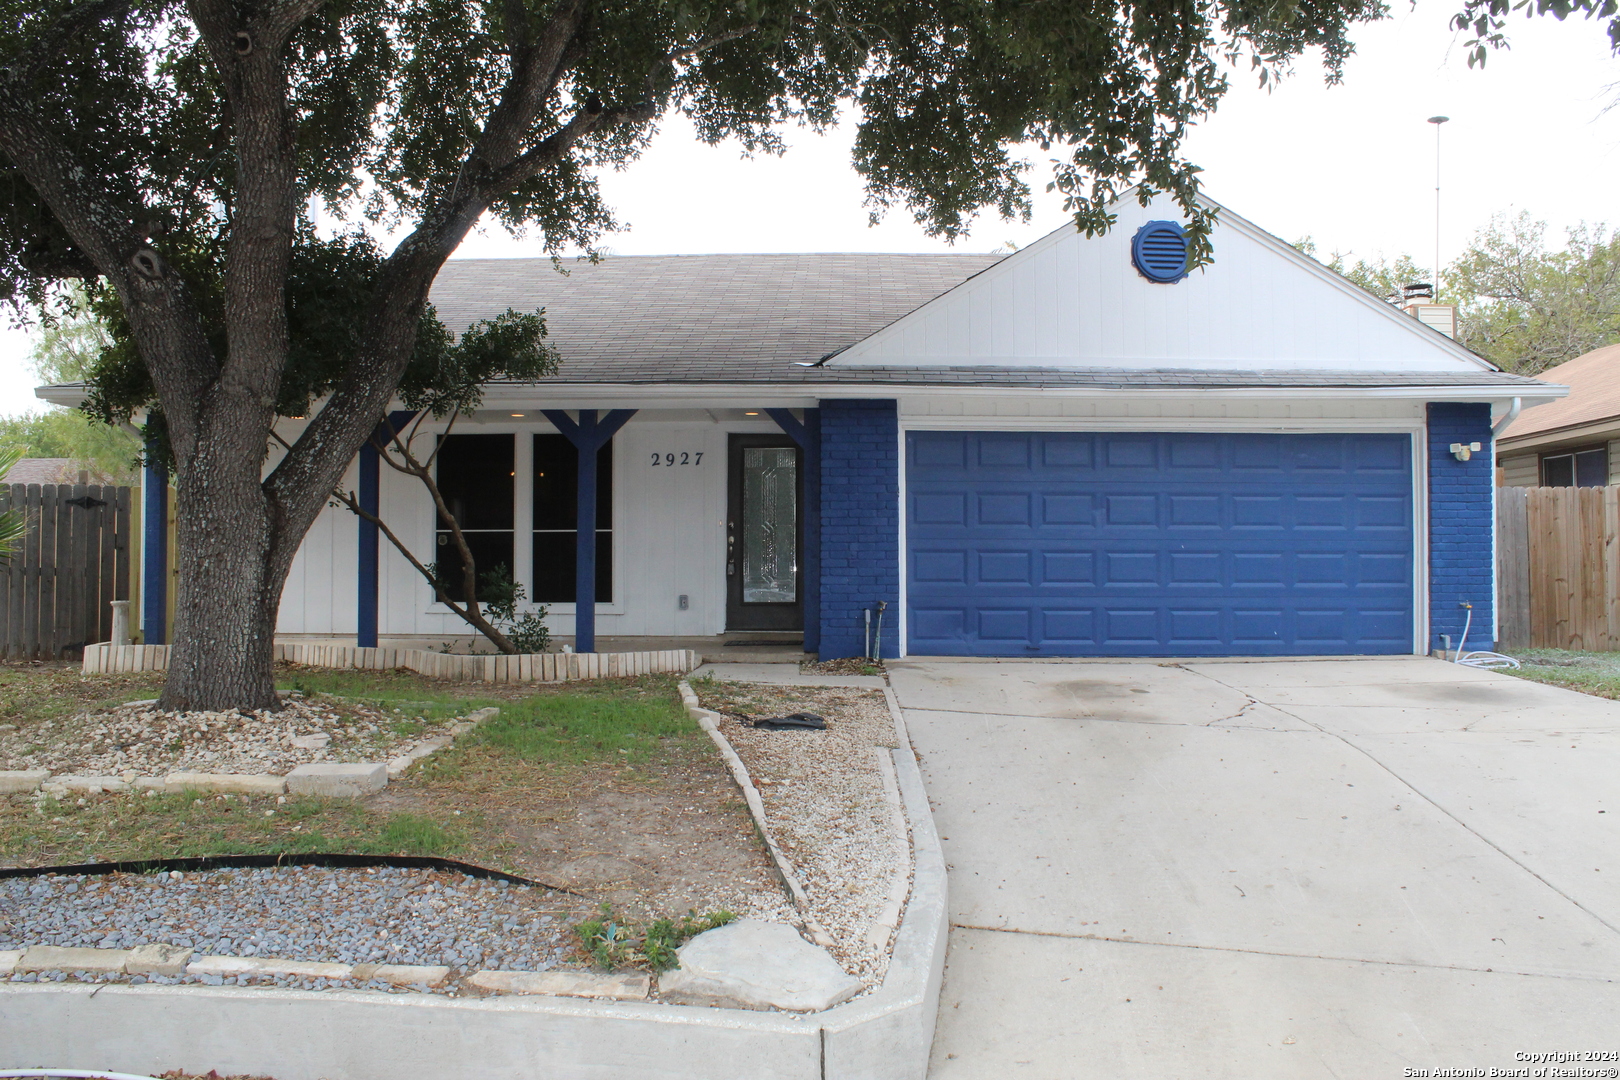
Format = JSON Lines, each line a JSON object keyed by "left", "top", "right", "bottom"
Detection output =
{"left": 906, "top": 431, "right": 1414, "bottom": 657}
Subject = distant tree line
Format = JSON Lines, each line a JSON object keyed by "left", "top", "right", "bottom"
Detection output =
{"left": 1298, "top": 211, "right": 1620, "bottom": 375}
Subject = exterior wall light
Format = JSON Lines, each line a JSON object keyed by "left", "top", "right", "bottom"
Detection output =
{"left": 1450, "top": 441, "right": 1482, "bottom": 461}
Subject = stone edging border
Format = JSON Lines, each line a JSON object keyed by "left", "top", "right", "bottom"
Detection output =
{"left": 0, "top": 946, "right": 651, "bottom": 1001}
{"left": 676, "top": 680, "right": 838, "bottom": 950}
{"left": 0, "top": 708, "right": 500, "bottom": 799}
{"left": 82, "top": 643, "right": 701, "bottom": 684}
{"left": 0, "top": 684, "right": 948, "bottom": 1079}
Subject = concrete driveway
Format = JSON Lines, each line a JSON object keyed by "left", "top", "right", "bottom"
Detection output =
{"left": 893, "top": 657, "right": 1620, "bottom": 1079}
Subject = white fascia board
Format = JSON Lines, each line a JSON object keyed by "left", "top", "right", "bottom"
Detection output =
{"left": 34, "top": 382, "right": 87, "bottom": 408}
{"left": 477, "top": 384, "right": 820, "bottom": 410}
{"left": 482, "top": 380, "right": 1565, "bottom": 411}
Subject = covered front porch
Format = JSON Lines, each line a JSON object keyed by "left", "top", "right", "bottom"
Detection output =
{"left": 209, "top": 397, "right": 844, "bottom": 659}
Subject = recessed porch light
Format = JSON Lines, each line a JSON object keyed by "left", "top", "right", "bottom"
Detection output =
{"left": 744, "top": 411, "right": 759, "bottom": 416}
{"left": 510, "top": 412, "right": 526, "bottom": 417}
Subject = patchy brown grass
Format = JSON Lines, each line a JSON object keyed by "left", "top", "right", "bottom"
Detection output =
{"left": 1, "top": 665, "right": 784, "bottom": 924}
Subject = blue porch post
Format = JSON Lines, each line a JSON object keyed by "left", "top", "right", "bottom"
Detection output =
{"left": 541, "top": 409, "right": 637, "bottom": 653}
{"left": 765, "top": 407, "right": 822, "bottom": 655}
{"left": 357, "top": 412, "right": 417, "bottom": 648}
{"left": 141, "top": 435, "right": 168, "bottom": 645}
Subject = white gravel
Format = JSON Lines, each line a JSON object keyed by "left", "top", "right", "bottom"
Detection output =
{"left": 693, "top": 683, "right": 909, "bottom": 984}
{"left": 0, "top": 695, "right": 464, "bottom": 777}
{"left": 0, "top": 865, "right": 587, "bottom": 994}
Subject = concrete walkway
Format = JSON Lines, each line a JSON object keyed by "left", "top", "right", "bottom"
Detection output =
{"left": 893, "top": 657, "right": 1620, "bottom": 1078}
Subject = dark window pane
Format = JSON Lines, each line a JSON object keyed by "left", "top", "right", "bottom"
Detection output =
{"left": 436, "top": 435, "right": 514, "bottom": 530}
{"left": 532, "top": 530, "right": 612, "bottom": 603}
{"left": 533, "top": 435, "right": 577, "bottom": 530}
{"left": 1576, "top": 448, "right": 1607, "bottom": 487}
{"left": 1542, "top": 454, "right": 1574, "bottom": 487}
{"left": 533, "top": 436, "right": 611, "bottom": 529}
{"left": 433, "top": 531, "right": 514, "bottom": 603}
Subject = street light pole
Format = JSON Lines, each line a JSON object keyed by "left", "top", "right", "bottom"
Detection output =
{"left": 1428, "top": 115, "right": 1449, "bottom": 299}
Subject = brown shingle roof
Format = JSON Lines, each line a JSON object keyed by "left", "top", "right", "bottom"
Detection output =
{"left": 429, "top": 253, "right": 1003, "bottom": 381}
{"left": 1, "top": 458, "right": 77, "bottom": 485}
{"left": 1497, "top": 344, "right": 1620, "bottom": 442}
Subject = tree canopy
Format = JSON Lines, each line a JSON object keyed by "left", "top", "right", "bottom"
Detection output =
{"left": 0, "top": 0, "right": 1390, "bottom": 708}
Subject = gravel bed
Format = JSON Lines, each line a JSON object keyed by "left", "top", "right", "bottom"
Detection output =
{"left": 0, "top": 695, "right": 462, "bottom": 777}
{"left": 0, "top": 865, "right": 589, "bottom": 994}
{"left": 693, "top": 684, "right": 909, "bottom": 984}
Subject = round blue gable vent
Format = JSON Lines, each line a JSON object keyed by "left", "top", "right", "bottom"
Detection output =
{"left": 1131, "top": 220, "right": 1190, "bottom": 283}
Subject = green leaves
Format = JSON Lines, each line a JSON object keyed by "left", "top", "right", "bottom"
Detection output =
{"left": 1449, "top": 213, "right": 1620, "bottom": 374}
{"left": 0, "top": 444, "right": 26, "bottom": 561}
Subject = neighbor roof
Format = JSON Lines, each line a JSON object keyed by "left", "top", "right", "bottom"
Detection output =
{"left": 1, "top": 458, "right": 78, "bottom": 485}
{"left": 1498, "top": 344, "right": 1620, "bottom": 443}
{"left": 430, "top": 253, "right": 1002, "bottom": 382}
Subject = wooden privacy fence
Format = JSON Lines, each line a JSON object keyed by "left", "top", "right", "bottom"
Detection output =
{"left": 0, "top": 483, "right": 133, "bottom": 660}
{"left": 1496, "top": 485, "right": 1620, "bottom": 651}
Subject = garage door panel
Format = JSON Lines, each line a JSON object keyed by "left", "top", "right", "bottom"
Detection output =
{"left": 1042, "top": 552, "right": 1095, "bottom": 584}
{"left": 1042, "top": 435, "right": 1095, "bottom": 468}
{"left": 977, "top": 435, "right": 1032, "bottom": 467}
{"left": 1041, "top": 608, "right": 1095, "bottom": 642}
{"left": 1042, "top": 494, "right": 1093, "bottom": 525}
{"left": 978, "top": 609, "right": 1030, "bottom": 640}
{"left": 907, "top": 431, "right": 1413, "bottom": 656}
{"left": 1169, "top": 552, "right": 1223, "bottom": 585}
{"left": 1169, "top": 495, "right": 1222, "bottom": 526}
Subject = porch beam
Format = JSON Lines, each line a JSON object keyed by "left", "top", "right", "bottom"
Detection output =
{"left": 357, "top": 411, "right": 417, "bottom": 649}
{"left": 765, "top": 408, "right": 822, "bottom": 655}
{"left": 541, "top": 409, "right": 637, "bottom": 653}
{"left": 141, "top": 434, "right": 168, "bottom": 645}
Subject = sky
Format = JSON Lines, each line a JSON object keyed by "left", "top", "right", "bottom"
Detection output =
{"left": 3, "top": 3, "right": 1617, "bottom": 415}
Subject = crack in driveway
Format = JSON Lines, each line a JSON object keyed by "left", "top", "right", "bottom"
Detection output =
{"left": 947, "top": 921, "right": 1620, "bottom": 983}
{"left": 1178, "top": 664, "right": 1620, "bottom": 941}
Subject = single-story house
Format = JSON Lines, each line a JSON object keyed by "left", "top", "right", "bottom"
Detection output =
{"left": 39, "top": 196, "right": 1567, "bottom": 658}
{"left": 1496, "top": 343, "right": 1620, "bottom": 487}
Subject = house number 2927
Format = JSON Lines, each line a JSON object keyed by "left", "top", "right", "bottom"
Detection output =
{"left": 649, "top": 452, "right": 704, "bottom": 466}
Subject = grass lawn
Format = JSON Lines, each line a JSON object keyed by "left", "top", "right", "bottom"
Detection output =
{"left": 1500, "top": 649, "right": 1620, "bottom": 700}
{"left": 0, "top": 664, "right": 777, "bottom": 922}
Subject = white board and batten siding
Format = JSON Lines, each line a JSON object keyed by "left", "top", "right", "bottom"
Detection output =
{"left": 279, "top": 415, "right": 785, "bottom": 641}
{"left": 832, "top": 195, "right": 1491, "bottom": 374}
{"left": 269, "top": 429, "right": 359, "bottom": 637}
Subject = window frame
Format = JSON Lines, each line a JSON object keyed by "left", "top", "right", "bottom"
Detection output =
{"left": 416, "top": 422, "right": 623, "bottom": 616}
{"left": 1539, "top": 445, "right": 1609, "bottom": 488}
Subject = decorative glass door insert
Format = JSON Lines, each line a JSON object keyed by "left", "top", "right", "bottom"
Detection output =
{"left": 741, "top": 447, "right": 798, "bottom": 603}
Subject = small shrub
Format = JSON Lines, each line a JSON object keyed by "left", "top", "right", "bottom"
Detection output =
{"left": 574, "top": 904, "right": 736, "bottom": 972}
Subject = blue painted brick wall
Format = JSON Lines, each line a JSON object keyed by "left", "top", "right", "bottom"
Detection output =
{"left": 819, "top": 399, "right": 899, "bottom": 659}
{"left": 1427, "top": 402, "right": 1496, "bottom": 650}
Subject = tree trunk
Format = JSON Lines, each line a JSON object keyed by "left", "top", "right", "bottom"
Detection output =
{"left": 158, "top": 393, "right": 290, "bottom": 712}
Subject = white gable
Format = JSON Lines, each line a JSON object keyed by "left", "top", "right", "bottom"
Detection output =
{"left": 831, "top": 195, "right": 1489, "bottom": 373}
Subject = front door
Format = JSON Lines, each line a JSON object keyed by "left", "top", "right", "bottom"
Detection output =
{"left": 726, "top": 434, "right": 803, "bottom": 632}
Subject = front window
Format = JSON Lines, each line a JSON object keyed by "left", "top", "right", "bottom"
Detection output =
{"left": 434, "top": 434, "right": 514, "bottom": 601}
{"left": 533, "top": 434, "right": 612, "bottom": 603}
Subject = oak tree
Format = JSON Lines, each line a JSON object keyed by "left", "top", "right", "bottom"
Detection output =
{"left": 0, "top": 0, "right": 1385, "bottom": 710}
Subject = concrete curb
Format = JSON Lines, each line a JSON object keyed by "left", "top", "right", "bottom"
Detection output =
{"left": 0, "top": 689, "right": 948, "bottom": 1080}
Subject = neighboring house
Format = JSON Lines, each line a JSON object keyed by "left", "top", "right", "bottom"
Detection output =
{"left": 37, "top": 196, "right": 1567, "bottom": 658}
{"left": 2, "top": 458, "right": 80, "bottom": 486}
{"left": 1495, "top": 343, "right": 1620, "bottom": 487}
